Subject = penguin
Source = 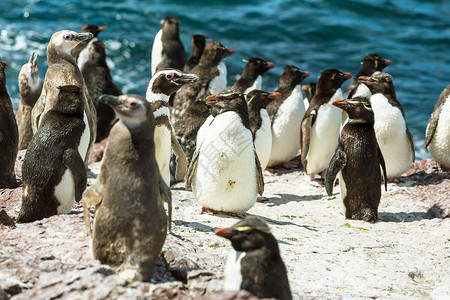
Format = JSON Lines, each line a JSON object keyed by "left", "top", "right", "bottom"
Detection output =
{"left": 425, "top": 85, "right": 450, "bottom": 169}
{"left": 300, "top": 69, "right": 352, "bottom": 186}
{"left": 301, "top": 82, "right": 316, "bottom": 110}
{"left": 215, "top": 216, "right": 292, "bottom": 300}
{"left": 185, "top": 91, "right": 264, "bottom": 215}
{"left": 81, "top": 40, "right": 122, "bottom": 142}
{"left": 171, "top": 41, "right": 235, "bottom": 123}
{"left": 16, "top": 52, "right": 43, "bottom": 150}
{"left": 31, "top": 30, "right": 97, "bottom": 165}
{"left": 82, "top": 94, "right": 170, "bottom": 282}
{"left": 232, "top": 58, "right": 275, "bottom": 97}
{"left": 0, "top": 58, "right": 19, "bottom": 188}
{"left": 72, "top": 24, "right": 106, "bottom": 71}
{"left": 183, "top": 34, "right": 206, "bottom": 73}
{"left": 17, "top": 85, "right": 87, "bottom": 223}
{"left": 266, "top": 65, "right": 310, "bottom": 169}
{"left": 151, "top": 16, "right": 186, "bottom": 75}
{"left": 358, "top": 72, "right": 415, "bottom": 180}
{"left": 145, "top": 69, "right": 199, "bottom": 186}
{"left": 325, "top": 97, "right": 387, "bottom": 223}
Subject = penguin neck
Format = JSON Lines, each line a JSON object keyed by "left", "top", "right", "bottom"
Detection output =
{"left": 47, "top": 43, "right": 78, "bottom": 67}
{"left": 277, "top": 81, "right": 300, "bottom": 99}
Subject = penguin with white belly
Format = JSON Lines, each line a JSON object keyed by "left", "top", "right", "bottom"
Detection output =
{"left": 186, "top": 90, "right": 264, "bottom": 216}
{"left": 300, "top": 69, "right": 352, "bottom": 186}
{"left": 18, "top": 85, "right": 87, "bottom": 222}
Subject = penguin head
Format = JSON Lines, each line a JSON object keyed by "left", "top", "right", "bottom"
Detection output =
{"left": 161, "top": 16, "right": 180, "bottom": 35}
{"left": 206, "top": 89, "right": 247, "bottom": 114}
{"left": 318, "top": 69, "right": 352, "bottom": 90}
{"left": 247, "top": 90, "right": 282, "bottom": 111}
{"left": 332, "top": 97, "right": 374, "bottom": 122}
{"left": 149, "top": 69, "right": 199, "bottom": 96}
{"left": 100, "top": 94, "right": 153, "bottom": 129}
{"left": 80, "top": 24, "right": 106, "bottom": 37}
{"left": 301, "top": 82, "right": 316, "bottom": 102}
{"left": 27, "top": 52, "right": 40, "bottom": 81}
{"left": 278, "top": 65, "right": 310, "bottom": 90}
{"left": 358, "top": 72, "right": 394, "bottom": 95}
{"left": 200, "top": 41, "right": 235, "bottom": 65}
{"left": 0, "top": 57, "right": 9, "bottom": 85}
{"left": 50, "top": 30, "right": 94, "bottom": 56}
{"left": 244, "top": 58, "right": 275, "bottom": 77}
{"left": 361, "top": 54, "right": 392, "bottom": 73}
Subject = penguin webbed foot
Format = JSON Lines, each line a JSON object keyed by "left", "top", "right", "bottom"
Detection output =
{"left": 201, "top": 207, "right": 218, "bottom": 215}
{"left": 263, "top": 168, "right": 275, "bottom": 176}
{"left": 308, "top": 174, "right": 325, "bottom": 187}
{"left": 388, "top": 176, "right": 403, "bottom": 183}
{"left": 256, "top": 196, "right": 269, "bottom": 203}
{"left": 351, "top": 208, "right": 377, "bottom": 223}
{"left": 282, "top": 160, "right": 300, "bottom": 169}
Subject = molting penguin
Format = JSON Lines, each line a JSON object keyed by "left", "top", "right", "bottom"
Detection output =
{"left": 0, "top": 58, "right": 19, "bottom": 188}
{"left": 16, "top": 52, "right": 43, "bottom": 150}
{"left": 145, "top": 69, "right": 199, "bottom": 186}
{"left": 232, "top": 58, "right": 275, "bottom": 97}
{"left": 359, "top": 72, "right": 414, "bottom": 180}
{"left": 425, "top": 85, "right": 450, "bottom": 169}
{"left": 183, "top": 34, "right": 206, "bottom": 73}
{"left": 266, "top": 65, "right": 310, "bottom": 169}
{"left": 17, "top": 85, "right": 87, "bottom": 222}
{"left": 325, "top": 97, "right": 387, "bottom": 223}
{"left": 81, "top": 40, "right": 122, "bottom": 142}
{"left": 82, "top": 94, "right": 170, "bottom": 282}
{"left": 215, "top": 216, "right": 292, "bottom": 300}
{"left": 72, "top": 24, "right": 106, "bottom": 71}
{"left": 185, "top": 91, "right": 264, "bottom": 215}
{"left": 151, "top": 16, "right": 186, "bottom": 75}
{"left": 31, "top": 30, "right": 97, "bottom": 165}
{"left": 300, "top": 69, "right": 352, "bottom": 186}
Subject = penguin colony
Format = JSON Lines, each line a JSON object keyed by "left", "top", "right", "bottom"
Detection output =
{"left": 0, "top": 15, "right": 446, "bottom": 297}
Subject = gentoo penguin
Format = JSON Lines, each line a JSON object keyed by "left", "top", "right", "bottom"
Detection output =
{"left": 17, "top": 85, "right": 87, "bottom": 223}
{"left": 183, "top": 34, "right": 206, "bottom": 73}
{"left": 359, "top": 73, "right": 415, "bottom": 180}
{"left": 232, "top": 58, "right": 275, "bottom": 96}
{"left": 0, "top": 58, "right": 19, "bottom": 188}
{"left": 301, "top": 82, "right": 316, "bottom": 110}
{"left": 72, "top": 24, "right": 106, "bottom": 70}
{"left": 325, "top": 98, "right": 387, "bottom": 223}
{"left": 82, "top": 94, "right": 170, "bottom": 282}
{"left": 300, "top": 69, "right": 352, "bottom": 186}
{"left": 185, "top": 91, "right": 264, "bottom": 215}
{"left": 171, "top": 41, "right": 235, "bottom": 122}
{"left": 151, "top": 16, "right": 186, "bottom": 75}
{"left": 145, "top": 69, "right": 199, "bottom": 186}
{"left": 266, "top": 65, "right": 310, "bottom": 169}
{"left": 81, "top": 40, "right": 122, "bottom": 142}
{"left": 16, "top": 52, "right": 43, "bottom": 150}
{"left": 215, "top": 216, "right": 292, "bottom": 300}
{"left": 425, "top": 85, "right": 450, "bottom": 169}
{"left": 31, "top": 30, "right": 97, "bottom": 165}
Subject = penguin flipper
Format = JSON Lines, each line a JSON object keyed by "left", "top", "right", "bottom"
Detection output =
{"left": 378, "top": 145, "right": 388, "bottom": 191}
{"left": 62, "top": 148, "right": 87, "bottom": 202}
{"left": 159, "top": 178, "right": 172, "bottom": 233}
{"left": 325, "top": 143, "right": 346, "bottom": 196}
{"left": 170, "top": 128, "right": 188, "bottom": 181}
{"left": 185, "top": 147, "right": 199, "bottom": 191}
{"left": 300, "top": 109, "right": 317, "bottom": 171}
{"left": 81, "top": 179, "right": 103, "bottom": 236}
{"left": 406, "top": 128, "right": 415, "bottom": 161}
{"left": 254, "top": 151, "right": 264, "bottom": 196}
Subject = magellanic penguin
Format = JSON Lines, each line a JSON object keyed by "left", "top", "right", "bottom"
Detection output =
{"left": 171, "top": 41, "right": 235, "bottom": 123}
{"left": 0, "top": 58, "right": 19, "bottom": 188}
{"left": 232, "top": 58, "right": 275, "bottom": 97}
{"left": 215, "top": 216, "right": 292, "bottom": 300}
{"left": 82, "top": 94, "right": 170, "bottom": 282}
{"left": 325, "top": 97, "right": 387, "bottom": 223}
{"left": 300, "top": 69, "right": 352, "bottom": 186}
{"left": 425, "top": 85, "right": 450, "bottom": 169}
{"left": 72, "top": 24, "right": 106, "bottom": 71}
{"left": 151, "top": 16, "right": 187, "bottom": 75}
{"left": 16, "top": 52, "right": 43, "bottom": 150}
{"left": 301, "top": 82, "right": 316, "bottom": 110}
{"left": 145, "top": 69, "right": 199, "bottom": 186}
{"left": 266, "top": 65, "right": 310, "bottom": 169}
{"left": 185, "top": 91, "right": 264, "bottom": 215}
{"left": 359, "top": 73, "right": 415, "bottom": 180}
{"left": 31, "top": 30, "right": 97, "bottom": 165}
{"left": 17, "top": 85, "right": 87, "bottom": 223}
{"left": 81, "top": 40, "right": 122, "bottom": 142}
{"left": 183, "top": 34, "right": 206, "bottom": 73}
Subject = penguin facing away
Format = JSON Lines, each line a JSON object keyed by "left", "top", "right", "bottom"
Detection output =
{"left": 17, "top": 85, "right": 87, "bottom": 223}
{"left": 82, "top": 94, "right": 170, "bottom": 282}
{"left": 325, "top": 97, "right": 387, "bottom": 223}
{"left": 215, "top": 216, "right": 292, "bottom": 300}
{"left": 186, "top": 91, "right": 264, "bottom": 215}
{"left": 424, "top": 85, "right": 450, "bottom": 169}
{"left": 184, "top": 34, "right": 206, "bottom": 73}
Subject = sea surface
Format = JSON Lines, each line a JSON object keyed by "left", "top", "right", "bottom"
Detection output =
{"left": 1, "top": 0, "right": 449, "bottom": 160}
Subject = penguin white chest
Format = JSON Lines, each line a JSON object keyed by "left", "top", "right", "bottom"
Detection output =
{"left": 196, "top": 114, "right": 215, "bottom": 147}
{"left": 77, "top": 38, "right": 97, "bottom": 71}
{"left": 154, "top": 125, "right": 171, "bottom": 186}
{"left": 427, "top": 94, "right": 450, "bottom": 168}
{"left": 79, "top": 111, "right": 91, "bottom": 160}
{"left": 268, "top": 86, "right": 305, "bottom": 166}
{"left": 223, "top": 250, "right": 246, "bottom": 291}
{"left": 254, "top": 109, "right": 272, "bottom": 170}
{"left": 151, "top": 29, "right": 163, "bottom": 75}
{"left": 209, "top": 62, "right": 227, "bottom": 95}
{"left": 244, "top": 75, "right": 262, "bottom": 96}
{"left": 352, "top": 83, "right": 372, "bottom": 99}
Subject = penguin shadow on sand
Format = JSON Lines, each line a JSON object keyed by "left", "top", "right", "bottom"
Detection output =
{"left": 172, "top": 219, "right": 216, "bottom": 233}
{"left": 378, "top": 204, "right": 442, "bottom": 222}
{"left": 263, "top": 193, "right": 322, "bottom": 207}
{"left": 251, "top": 214, "right": 318, "bottom": 234}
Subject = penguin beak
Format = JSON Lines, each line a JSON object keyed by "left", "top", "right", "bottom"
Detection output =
{"left": 268, "top": 91, "right": 282, "bottom": 100}
{"left": 303, "top": 71, "right": 311, "bottom": 78}
{"left": 223, "top": 47, "right": 236, "bottom": 58}
{"left": 344, "top": 72, "right": 352, "bottom": 80}
{"left": 383, "top": 59, "right": 392, "bottom": 67}
{"left": 99, "top": 94, "right": 122, "bottom": 107}
{"left": 75, "top": 32, "right": 94, "bottom": 42}
{"left": 32, "top": 52, "right": 39, "bottom": 67}
{"left": 301, "top": 85, "right": 308, "bottom": 92}
{"left": 173, "top": 73, "right": 199, "bottom": 84}
{"left": 205, "top": 94, "right": 220, "bottom": 105}
{"left": 267, "top": 62, "right": 275, "bottom": 69}
{"left": 215, "top": 227, "right": 233, "bottom": 239}
{"left": 98, "top": 26, "right": 106, "bottom": 32}
{"left": 1, "top": 60, "right": 9, "bottom": 68}
{"left": 358, "top": 76, "right": 371, "bottom": 84}
{"left": 332, "top": 98, "right": 348, "bottom": 108}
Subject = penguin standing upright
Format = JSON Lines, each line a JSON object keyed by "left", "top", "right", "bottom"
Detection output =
{"left": 0, "top": 58, "right": 19, "bottom": 188}
{"left": 184, "top": 34, "right": 206, "bottom": 73}
{"left": 215, "top": 216, "right": 292, "bottom": 300}
{"left": 151, "top": 16, "right": 186, "bottom": 75}
{"left": 300, "top": 69, "right": 352, "bottom": 186}
{"left": 266, "top": 65, "right": 310, "bottom": 169}
{"left": 301, "top": 82, "right": 316, "bottom": 110}
{"left": 16, "top": 52, "right": 43, "bottom": 150}
{"left": 425, "top": 85, "right": 450, "bottom": 169}
{"left": 325, "top": 97, "right": 387, "bottom": 223}
{"left": 18, "top": 85, "right": 87, "bottom": 222}
{"left": 232, "top": 58, "right": 275, "bottom": 96}
{"left": 186, "top": 91, "right": 264, "bottom": 215}
{"left": 358, "top": 73, "right": 414, "bottom": 180}
{"left": 82, "top": 94, "right": 170, "bottom": 282}
{"left": 72, "top": 24, "right": 106, "bottom": 71}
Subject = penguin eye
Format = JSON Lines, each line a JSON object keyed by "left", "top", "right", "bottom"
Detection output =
{"left": 63, "top": 34, "right": 72, "bottom": 40}
{"left": 166, "top": 73, "right": 173, "bottom": 80}
{"left": 256, "top": 59, "right": 261, "bottom": 64}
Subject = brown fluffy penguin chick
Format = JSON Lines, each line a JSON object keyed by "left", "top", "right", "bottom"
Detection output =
{"left": 82, "top": 94, "right": 171, "bottom": 282}
{"left": 16, "top": 52, "right": 43, "bottom": 149}
{"left": 72, "top": 24, "right": 106, "bottom": 67}
{"left": 325, "top": 97, "right": 387, "bottom": 223}
{"left": 215, "top": 216, "right": 292, "bottom": 300}
{"left": 0, "top": 58, "right": 20, "bottom": 188}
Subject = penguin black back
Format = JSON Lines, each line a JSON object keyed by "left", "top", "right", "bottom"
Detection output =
{"left": 184, "top": 34, "right": 206, "bottom": 72}
{"left": 157, "top": 16, "right": 186, "bottom": 72}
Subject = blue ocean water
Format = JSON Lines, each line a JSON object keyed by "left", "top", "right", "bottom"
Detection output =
{"left": 1, "top": 0, "right": 449, "bottom": 160}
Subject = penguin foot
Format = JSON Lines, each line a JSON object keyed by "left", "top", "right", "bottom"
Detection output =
{"left": 308, "top": 174, "right": 324, "bottom": 187}
{"left": 282, "top": 161, "right": 300, "bottom": 169}
{"left": 230, "top": 212, "right": 248, "bottom": 218}
{"left": 388, "top": 177, "right": 403, "bottom": 183}
{"left": 201, "top": 207, "right": 218, "bottom": 215}
{"left": 257, "top": 196, "right": 269, "bottom": 203}
{"left": 263, "top": 168, "right": 275, "bottom": 176}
